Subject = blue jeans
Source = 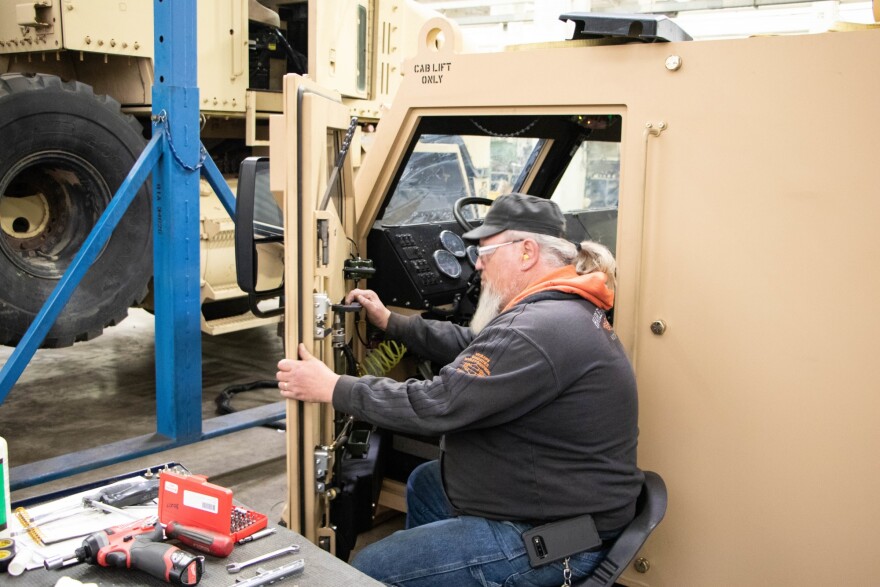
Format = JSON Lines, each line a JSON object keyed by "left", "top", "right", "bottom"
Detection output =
{"left": 351, "top": 461, "right": 610, "bottom": 586}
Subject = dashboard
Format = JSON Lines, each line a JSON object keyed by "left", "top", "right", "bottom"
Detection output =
{"left": 366, "top": 222, "right": 477, "bottom": 310}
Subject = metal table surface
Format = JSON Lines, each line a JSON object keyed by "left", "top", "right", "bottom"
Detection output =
{"left": 6, "top": 464, "right": 382, "bottom": 587}
{"left": 12, "top": 523, "right": 382, "bottom": 586}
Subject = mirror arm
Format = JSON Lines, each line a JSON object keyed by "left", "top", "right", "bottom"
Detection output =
{"left": 249, "top": 291, "right": 285, "bottom": 319}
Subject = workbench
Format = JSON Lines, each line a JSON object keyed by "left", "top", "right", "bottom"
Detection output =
{"left": 13, "top": 524, "right": 382, "bottom": 586}
{"left": 6, "top": 464, "right": 382, "bottom": 587}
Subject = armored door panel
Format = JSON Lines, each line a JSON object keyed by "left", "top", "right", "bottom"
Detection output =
{"left": 618, "top": 31, "right": 880, "bottom": 587}
{"left": 274, "top": 74, "right": 355, "bottom": 548}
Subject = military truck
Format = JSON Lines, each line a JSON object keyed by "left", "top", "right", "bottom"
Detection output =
{"left": 0, "top": 0, "right": 437, "bottom": 347}
{"left": 236, "top": 8, "right": 880, "bottom": 585}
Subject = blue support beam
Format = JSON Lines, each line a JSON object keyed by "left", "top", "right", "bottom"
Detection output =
{"left": 152, "top": 0, "right": 203, "bottom": 441}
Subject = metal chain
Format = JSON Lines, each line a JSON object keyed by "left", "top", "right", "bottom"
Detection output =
{"left": 152, "top": 109, "right": 208, "bottom": 171}
{"left": 561, "top": 556, "right": 572, "bottom": 587}
{"left": 470, "top": 118, "right": 539, "bottom": 137}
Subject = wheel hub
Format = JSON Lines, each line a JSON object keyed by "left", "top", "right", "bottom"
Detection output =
{"left": 0, "top": 192, "right": 50, "bottom": 239}
{"left": 0, "top": 151, "right": 109, "bottom": 279}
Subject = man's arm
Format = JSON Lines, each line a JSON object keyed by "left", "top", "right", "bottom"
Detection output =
{"left": 347, "top": 288, "right": 474, "bottom": 364}
{"left": 279, "top": 291, "right": 474, "bottom": 405}
{"left": 386, "top": 313, "right": 473, "bottom": 365}
{"left": 279, "top": 313, "right": 559, "bottom": 437}
{"left": 333, "top": 320, "right": 557, "bottom": 436}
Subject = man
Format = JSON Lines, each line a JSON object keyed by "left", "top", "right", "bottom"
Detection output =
{"left": 277, "top": 193, "right": 643, "bottom": 586}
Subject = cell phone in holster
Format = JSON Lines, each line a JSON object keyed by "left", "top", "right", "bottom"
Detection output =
{"left": 521, "top": 513, "right": 603, "bottom": 568}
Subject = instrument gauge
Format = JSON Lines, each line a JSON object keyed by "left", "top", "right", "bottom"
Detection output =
{"left": 433, "top": 249, "right": 462, "bottom": 279}
{"left": 466, "top": 245, "right": 479, "bottom": 267}
{"left": 439, "top": 230, "right": 467, "bottom": 258}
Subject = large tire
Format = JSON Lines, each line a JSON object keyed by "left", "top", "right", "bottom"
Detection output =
{"left": 0, "top": 73, "right": 152, "bottom": 347}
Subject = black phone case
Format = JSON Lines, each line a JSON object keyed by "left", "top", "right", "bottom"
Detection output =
{"left": 522, "top": 513, "right": 603, "bottom": 567}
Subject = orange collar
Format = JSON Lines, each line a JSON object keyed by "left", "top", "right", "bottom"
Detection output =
{"left": 502, "top": 266, "right": 614, "bottom": 312}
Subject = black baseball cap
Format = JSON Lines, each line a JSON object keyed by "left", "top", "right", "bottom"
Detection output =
{"left": 462, "top": 193, "right": 566, "bottom": 240}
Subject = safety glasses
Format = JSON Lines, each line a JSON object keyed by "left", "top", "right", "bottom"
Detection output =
{"left": 476, "top": 239, "right": 523, "bottom": 259}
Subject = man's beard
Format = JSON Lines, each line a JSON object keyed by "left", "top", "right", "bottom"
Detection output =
{"left": 470, "top": 278, "right": 507, "bottom": 334}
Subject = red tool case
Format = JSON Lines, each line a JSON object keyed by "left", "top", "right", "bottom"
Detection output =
{"left": 158, "top": 470, "right": 267, "bottom": 542}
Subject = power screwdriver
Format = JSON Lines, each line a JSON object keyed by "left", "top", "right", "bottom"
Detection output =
{"left": 79, "top": 497, "right": 235, "bottom": 557}
{"left": 75, "top": 517, "right": 205, "bottom": 585}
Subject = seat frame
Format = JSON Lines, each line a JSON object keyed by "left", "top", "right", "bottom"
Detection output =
{"left": 574, "top": 470, "right": 668, "bottom": 587}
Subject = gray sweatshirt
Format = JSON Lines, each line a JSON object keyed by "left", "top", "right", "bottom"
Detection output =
{"left": 333, "top": 290, "right": 643, "bottom": 531}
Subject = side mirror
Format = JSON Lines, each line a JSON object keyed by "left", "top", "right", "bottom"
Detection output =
{"left": 234, "top": 156, "right": 284, "bottom": 318}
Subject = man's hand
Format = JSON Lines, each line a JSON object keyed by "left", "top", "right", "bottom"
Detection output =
{"left": 277, "top": 344, "right": 339, "bottom": 403}
{"left": 346, "top": 288, "right": 391, "bottom": 330}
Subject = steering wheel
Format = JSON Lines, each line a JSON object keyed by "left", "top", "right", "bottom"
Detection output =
{"left": 452, "top": 197, "right": 493, "bottom": 313}
{"left": 453, "top": 196, "right": 494, "bottom": 232}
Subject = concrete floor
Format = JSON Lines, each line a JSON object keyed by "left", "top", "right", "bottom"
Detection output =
{"left": 0, "top": 308, "right": 402, "bottom": 558}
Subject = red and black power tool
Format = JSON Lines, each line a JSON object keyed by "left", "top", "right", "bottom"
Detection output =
{"left": 74, "top": 517, "right": 205, "bottom": 585}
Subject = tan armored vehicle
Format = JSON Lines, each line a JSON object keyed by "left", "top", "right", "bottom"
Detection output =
{"left": 0, "top": 0, "right": 436, "bottom": 347}
{"left": 242, "top": 8, "right": 880, "bottom": 585}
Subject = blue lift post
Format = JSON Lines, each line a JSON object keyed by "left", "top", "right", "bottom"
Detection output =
{"left": 152, "top": 0, "right": 203, "bottom": 442}
{"left": 0, "top": 0, "right": 285, "bottom": 490}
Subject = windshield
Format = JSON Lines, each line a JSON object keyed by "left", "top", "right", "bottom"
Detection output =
{"left": 377, "top": 115, "right": 621, "bottom": 227}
